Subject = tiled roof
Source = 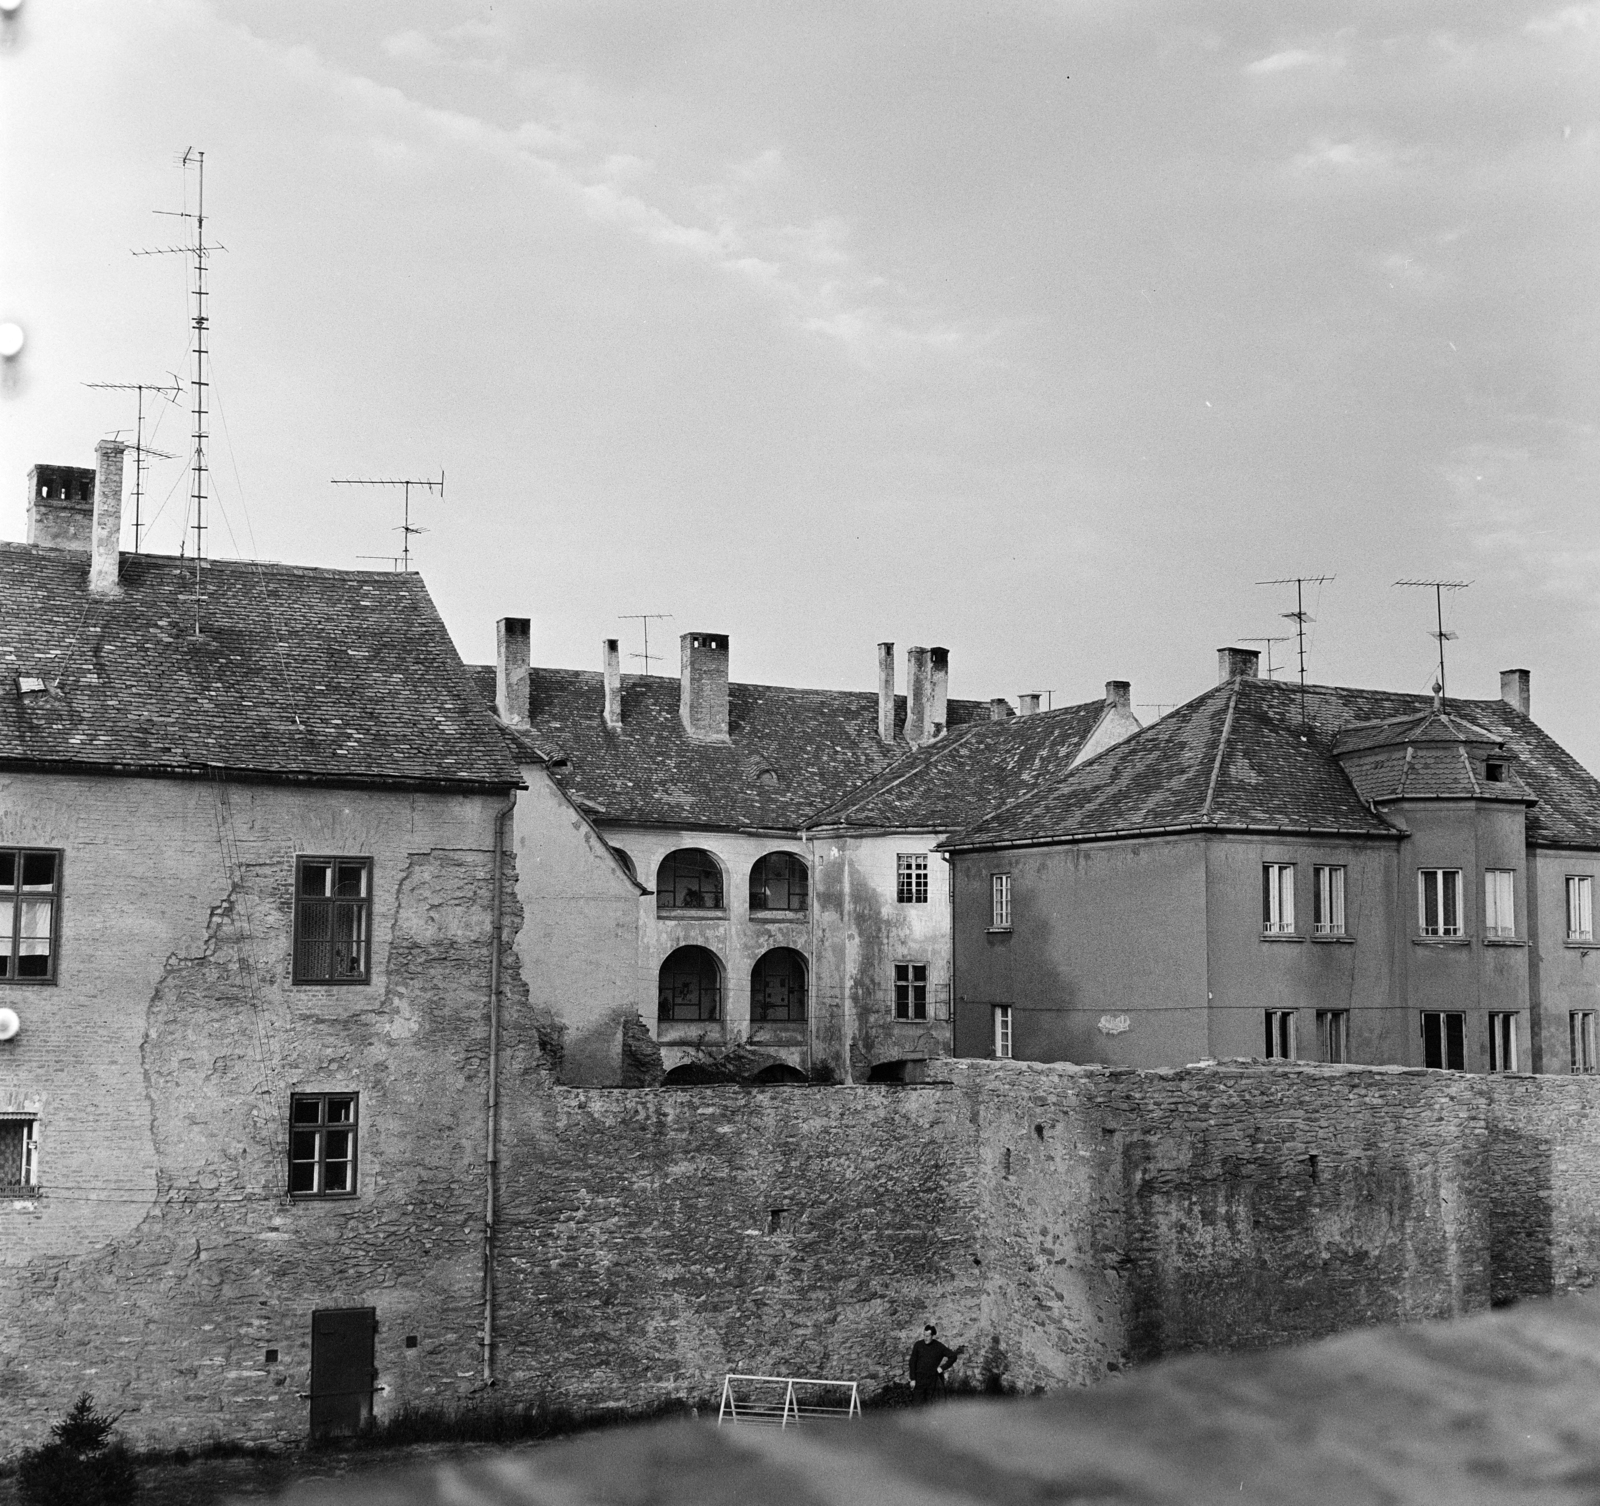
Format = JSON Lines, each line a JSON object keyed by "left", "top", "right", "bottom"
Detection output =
{"left": 0, "top": 544, "right": 519, "bottom": 790}
{"left": 1333, "top": 707, "right": 1538, "bottom": 806}
{"left": 470, "top": 662, "right": 993, "bottom": 830}
{"left": 945, "top": 677, "right": 1600, "bottom": 851}
{"left": 804, "top": 700, "right": 1111, "bottom": 831}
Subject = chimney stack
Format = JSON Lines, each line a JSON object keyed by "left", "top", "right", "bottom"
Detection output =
{"left": 877, "top": 642, "right": 896, "bottom": 744}
{"left": 680, "top": 632, "right": 730, "bottom": 742}
{"left": 88, "top": 440, "right": 125, "bottom": 598}
{"left": 1105, "top": 680, "right": 1131, "bottom": 712}
{"left": 904, "top": 646, "right": 931, "bottom": 746}
{"left": 25, "top": 463, "right": 96, "bottom": 550}
{"left": 1017, "top": 693, "right": 1041, "bottom": 717}
{"left": 603, "top": 639, "right": 623, "bottom": 729}
{"left": 1500, "top": 668, "right": 1531, "bottom": 718}
{"left": 1217, "top": 646, "right": 1260, "bottom": 683}
{"left": 989, "top": 697, "right": 1014, "bottom": 721}
{"left": 929, "top": 647, "right": 949, "bottom": 739}
{"left": 496, "top": 617, "right": 531, "bottom": 725}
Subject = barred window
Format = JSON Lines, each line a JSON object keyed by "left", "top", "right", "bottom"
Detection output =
{"left": 896, "top": 854, "right": 928, "bottom": 905}
{"left": 0, "top": 1115, "right": 39, "bottom": 1194}
{"left": 0, "top": 849, "right": 60, "bottom": 983}
{"left": 289, "top": 1094, "right": 358, "bottom": 1197}
{"left": 294, "top": 858, "right": 372, "bottom": 983}
{"left": 1418, "top": 869, "right": 1463, "bottom": 938}
{"left": 1262, "top": 864, "right": 1295, "bottom": 934}
{"left": 1312, "top": 865, "right": 1345, "bottom": 936}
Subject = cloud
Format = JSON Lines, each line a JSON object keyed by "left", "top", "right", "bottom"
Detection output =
{"left": 1525, "top": 4, "right": 1600, "bottom": 37}
{"left": 1245, "top": 47, "right": 1341, "bottom": 75}
{"left": 1288, "top": 136, "right": 1401, "bottom": 175}
{"left": 380, "top": 30, "right": 441, "bottom": 64}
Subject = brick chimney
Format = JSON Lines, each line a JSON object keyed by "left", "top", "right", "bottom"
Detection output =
{"left": 989, "top": 697, "right": 1014, "bottom": 721}
{"left": 680, "top": 632, "right": 730, "bottom": 742}
{"left": 1017, "top": 693, "right": 1041, "bottom": 717}
{"left": 496, "top": 618, "right": 530, "bottom": 725}
{"left": 1105, "top": 680, "right": 1131, "bottom": 712}
{"left": 1217, "top": 646, "right": 1260, "bottom": 683}
{"left": 88, "top": 440, "right": 125, "bottom": 598}
{"left": 929, "top": 647, "right": 949, "bottom": 738}
{"left": 904, "top": 646, "right": 931, "bottom": 746}
{"left": 603, "top": 638, "right": 623, "bottom": 729}
{"left": 26, "top": 463, "right": 95, "bottom": 550}
{"left": 1500, "top": 668, "right": 1531, "bottom": 718}
{"left": 877, "top": 642, "right": 896, "bottom": 744}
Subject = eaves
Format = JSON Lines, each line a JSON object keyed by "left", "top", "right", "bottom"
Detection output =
{"left": 940, "top": 820, "right": 1405, "bottom": 855}
{"left": 0, "top": 754, "right": 524, "bottom": 796}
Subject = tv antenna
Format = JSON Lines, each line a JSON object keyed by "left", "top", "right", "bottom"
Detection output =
{"left": 619, "top": 613, "right": 673, "bottom": 674}
{"left": 134, "top": 148, "right": 224, "bottom": 634}
{"left": 1240, "top": 636, "right": 1292, "bottom": 679}
{"left": 1138, "top": 702, "right": 1179, "bottom": 720}
{"left": 329, "top": 472, "right": 444, "bottom": 573}
{"left": 1257, "top": 575, "right": 1334, "bottom": 731}
{"left": 83, "top": 379, "right": 182, "bottom": 552}
{"left": 1395, "top": 579, "right": 1471, "bottom": 702}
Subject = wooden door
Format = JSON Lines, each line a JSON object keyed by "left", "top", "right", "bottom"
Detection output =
{"left": 309, "top": 1307, "right": 376, "bottom": 1439}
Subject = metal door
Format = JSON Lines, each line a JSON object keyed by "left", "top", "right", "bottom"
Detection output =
{"left": 309, "top": 1307, "right": 376, "bottom": 1438}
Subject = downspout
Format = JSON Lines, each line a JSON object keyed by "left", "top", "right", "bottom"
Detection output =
{"left": 483, "top": 795, "right": 515, "bottom": 1388}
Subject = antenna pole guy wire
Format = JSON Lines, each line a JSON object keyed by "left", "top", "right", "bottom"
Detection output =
{"left": 1395, "top": 579, "right": 1471, "bottom": 702}
{"left": 1256, "top": 575, "right": 1335, "bottom": 732}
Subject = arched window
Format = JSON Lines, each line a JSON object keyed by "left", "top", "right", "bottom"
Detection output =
{"left": 751, "top": 947, "right": 807, "bottom": 1023}
{"left": 609, "top": 846, "right": 637, "bottom": 881}
{"left": 658, "top": 946, "right": 722, "bottom": 1022}
{"left": 750, "top": 1063, "right": 808, "bottom": 1086}
{"left": 657, "top": 849, "right": 725, "bottom": 911}
{"left": 750, "top": 852, "right": 809, "bottom": 913}
{"left": 662, "top": 1062, "right": 733, "bottom": 1086}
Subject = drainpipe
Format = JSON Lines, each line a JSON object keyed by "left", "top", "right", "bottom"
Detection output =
{"left": 483, "top": 796, "right": 515, "bottom": 1387}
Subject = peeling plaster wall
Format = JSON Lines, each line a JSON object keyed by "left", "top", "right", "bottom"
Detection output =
{"left": 0, "top": 770, "right": 524, "bottom": 1455}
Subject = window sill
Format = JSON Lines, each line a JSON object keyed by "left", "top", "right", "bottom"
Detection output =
{"left": 656, "top": 908, "right": 729, "bottom": 920}
{"left": 1483, "top": 938, "right": 1527, "bottom": 947}
{"left": 1413, "top": 937, "right": 1470, "bottom": 947}
{"left": 985, "top": 926, "right": 1013, "bottom": 935}
{"left": 1260, "top": 933, "right": 1307, "bottom": 943}
{"left": 287, "top": 1193, "right": 359, "bottom": 1203}
{"left": 1565, "top": 941, "right": 1597, "bottom": 950}
{"left": 657, "top": 1020, "right": 725, "bottom": 1042}
{"left": 749, "top": 910, "right": 809, "bottom": 923}
{"left": 1310, "top": 934, "right": 1355, "bottom": 944}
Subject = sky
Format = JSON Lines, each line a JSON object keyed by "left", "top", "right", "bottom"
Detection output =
{"left": 2, "top": 1, "right": 1597, "bottom": 758}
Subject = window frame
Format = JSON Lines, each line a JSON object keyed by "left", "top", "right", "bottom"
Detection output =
{"left": 993, "top": 1004, "right": 1013, "bottom": 1060}
{"left": 1312, "top": 865, "right": 1346, "bottom": 937}
{"left": 1567, "top": 875, "right": 1594, "bottom": 942}
{"left": 292, "top": 856, "right": 374, "bottom": 985}
{"left": 1262, "top": 863, "right": 1296, "bottom": 935}
{"left": 0, "top": 847, "right": 63, "bottom": 986}
{"left": 1417, "top": 868, "right": 1464, "bottom": 939}
{"left": 896, "top": 853, "right": 929, "bottom": 905}
{"left": 288, "top": 1092, "right": 359, "bottom": 1200}
{"left": 0, "top": 1113, "right": 40, "bottom": 1194}
{"left": 990, "top": 873, "right": 1012, "bottom": 931}
{"left": 1316, "top": 1009, "right": 1349, "bottom": 1064}
{"left": 750, "top": 947, "right": 807, "bottom": 1023}
{"left": 657, "top": 945, "right": 723, "bottom": 1023}
{"left": 1421, "top": 1010, "right": 1466, "bottom": 1070}
{"left": 893, "top": 961, "right": 928, "bottom": 1021}
{"left": 1264, "top": 1010, "right": 1296, "bottom": 1060}
{"left": 1483, "top": 869, "right": 1516, "bottom": 940}
{"left": 655, "top": 848, "right": 726, "bottom": 913}
{"left": 1487, "top": 1013, "right": 1518, "bottom": 1073}
{"left": 748, "top": 852, "right": 809, "bottom": 915}
{"left": 1571, "top": 1010, "right": 1597, "bottom": 1074}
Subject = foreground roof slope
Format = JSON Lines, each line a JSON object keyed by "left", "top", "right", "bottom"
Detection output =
{"left": 0, "top": 544, "right": 518, "bottom": 789}
{"left": 946, "top": 677, "right": 1600, "bottom": 851}
{"left": 806, "top": 699, "right": 1110, "bottom": 832}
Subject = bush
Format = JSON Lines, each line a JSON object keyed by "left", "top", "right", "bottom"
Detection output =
{"left": 17, "top": 1394, "right": 138, "bottom": 1506}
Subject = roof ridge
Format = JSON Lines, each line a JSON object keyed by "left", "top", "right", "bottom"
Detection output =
{"left": 1200, "top": 680, "right": 1241, "bottom": 822}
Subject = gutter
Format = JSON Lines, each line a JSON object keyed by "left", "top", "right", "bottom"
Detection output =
{"left": 482, "top": 795, "right": 515, "bottom": 1387}
{"left": 941, "top": 819, "right": 1408, "bottom": 855}
{"left": 0, "top": 754, "right": 522, "bottom": 796}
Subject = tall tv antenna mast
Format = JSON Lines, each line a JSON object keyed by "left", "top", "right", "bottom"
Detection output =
{"left": 619, "top": 613, "right": 673, "bottom": 674}
{"left": 1240, "top": 636, "right": 1291, "bottom": 679}
{"left": 1395, "top": 579, "right": 1471, "bottom": 701}
{"left": 1257, "top": 575, "right": 1334, "bottom": 731}
{"left": 82, "top": 379, "right": 181, "bottom": 552}
{"left": 134, "top": 149, "right": 223, "bottom": 633}
{"left": 329, "top": 472, "right": 444, "bottom": 572}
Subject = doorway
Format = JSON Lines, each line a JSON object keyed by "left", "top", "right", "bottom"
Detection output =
{"left": 309, "top": 1307, "right": 377, "bottom": 1439}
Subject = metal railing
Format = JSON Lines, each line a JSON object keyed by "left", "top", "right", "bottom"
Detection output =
{"left": 716, "top": 1373, "right": 862, "bottom": 1427}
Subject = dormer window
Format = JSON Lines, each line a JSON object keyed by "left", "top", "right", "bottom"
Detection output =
{"left": 1486, "top": 760, "right": 1508, "bottom": 784}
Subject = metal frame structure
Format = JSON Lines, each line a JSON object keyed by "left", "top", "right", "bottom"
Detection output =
{"left": 716, "top": 1373, "right": 862, "bottom": 1427}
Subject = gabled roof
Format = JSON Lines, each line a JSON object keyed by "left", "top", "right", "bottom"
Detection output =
{"left": 804, "top": 699, "right": 1111, "bottom": 831}
{"left": 0, "top": 544, "right": 519, "bottom": 790}
{"left": 944, "top": 677, "right": 1600, "bottom": 852}
{"left": 469, "top": 662, "right": 992, "bottom": 831}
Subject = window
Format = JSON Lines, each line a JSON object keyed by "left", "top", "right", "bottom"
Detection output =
{"left": 993, "top": 1005, "right": 1013, "bottom": 1059}
{"left": 1422, "top": 1011, "right": 1466, "bottom": 1070}
{"left": 750, "top": 948, "right": 807, "bottom": 1022}
{"left": 289, "top": 1094, "right": 358, "bottom": 1198}
{"left": 0, "top": 849, "right": 60, "bottom": 983}
{"left": 1316, "top": 1010, "right": 1349, "bottom": 1064}
{"left": 1264, "top": 1010, "right": 1296, "bottom": 1060}
{"left": 1488, "top": 1014, "right": 1518, "bottom": 1073}
{"left": 656, "top": 849, "right": 724, "bottom": 911}
{"left": 893, "top": 962, "right": 928, "bottom": 1021}
{"left": 294, "top": 858, "right": 372, "bottom": 983}
{"left": 1571, "top": 1011, "right": 1597, "bottom": 1074}
{"left": 1568, "top": 876, "right": 1594, "bottom": 941}
{"left": 1485, "top": 760, "right": 1508, "bottom": 784}
{"left": 0, "top": 1115, "right": 39, "bottom": 1194}
{"left": 1262, "top": 864, "right": 1295, "bottom": 934}
{"left": 1484, "top": 870, "right": 1515, "bottom": 939}
{"left": 658, "top": 946, "right": 723, "bottom": 1022}
{"left": 1312, "top": 866, "right": 1345, "bottom": 936}
{"left": 1417, "top": 869, "right": 1463, "bottom": 938}
{"left": 749, "top": 853, "right": 808, "bottom": 913}
{"left": 896, "top": 853, "right": 929, "bottom": 905}
{"left": 610, "top": 846, "right": 637, "bottom": 882}
{"left": 991, "top": 874, "right": 1012, "bottom": 930}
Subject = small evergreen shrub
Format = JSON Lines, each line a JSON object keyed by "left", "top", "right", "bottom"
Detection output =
{"left": 17, "top": 1394, "right": 138, "bottom": 1506}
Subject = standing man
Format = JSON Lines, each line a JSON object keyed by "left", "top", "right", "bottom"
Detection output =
{"left": 908, "top": 1324, "right": 962, "bottom": 1404}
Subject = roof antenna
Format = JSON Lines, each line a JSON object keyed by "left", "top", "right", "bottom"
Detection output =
{"left": 1395, "top": 579, "right": 1471, "bottom": 704}
{"left": 134, "top": 148, "right": 225, "bottom": 635}
{"left": 82, "top": 380, "right": 182, "bottom": 552}
{"left": 1257, "top": 575, "right": 1334, "bottom": 734}
{"left": 330, "top": 471, "right": 444, "bottom": 572}
{"left": 1239, "top": 636, "right": 1291, "bottom": 680}
{"left": 618, "top": 613, "right": 673, "bottom": 674}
